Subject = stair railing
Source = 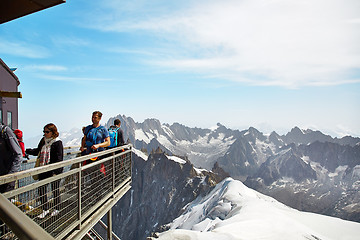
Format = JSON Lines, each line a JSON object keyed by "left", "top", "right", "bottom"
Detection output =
{"left": 0, "top": 144, "right": 132, "bottom": 240}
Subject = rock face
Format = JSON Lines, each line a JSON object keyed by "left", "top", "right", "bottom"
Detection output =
{"left": 251, "top": 147, "right": 317, "bottom": 185}
{"left": 215, "top": 137, "right": 259, "bottom": 180}
{"left": 111, "top": 150, "right": 226, "bottom": 240}
{"left": 244, "top": 142, "right": 360, "bottom": 222}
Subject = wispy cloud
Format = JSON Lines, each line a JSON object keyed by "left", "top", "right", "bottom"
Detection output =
{"left": 38, "top": 74, "right": 113, "bottom": 82}
{"left": 0, "top": 38, "right": 50, "bottom": 59}
{"left": 87, "top": 0, "right": 360, "bottom": 88}
{"left": 24, "top": 65, "right": 68, "bottom": 72}
{"left": 50, "top": 35, "right": 90, "bottom": 47}
{"left": 334, "top": 124, "right": 359, "bottom": 137}
{"left": 105, "top": 47, "right": 158, "bottom": 57}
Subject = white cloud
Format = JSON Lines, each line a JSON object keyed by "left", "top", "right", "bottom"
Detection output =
{"left": 334, "top": 124, "right": 360, "bottom": 137}
{"left": 37, "top": 74, "right": 113, "bottom": 82}
{"left": 0, "top": 38, "right": 50, "bottom": 59}
{"left": 91, "top": 0, "right": 360, "bottom": 88}
{"left": 51, "top": 35, "right": 90, "bottom": 47}
{"left": 24, "top": 65, "right": 68, "bottom": 71}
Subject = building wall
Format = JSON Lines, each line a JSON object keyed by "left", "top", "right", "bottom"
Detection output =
{"left": 0, "top": 59, "right": 19, "bottom": 129}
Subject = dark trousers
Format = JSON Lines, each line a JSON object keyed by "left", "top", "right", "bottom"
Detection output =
{"left": 37, "top": 179, "right": 61, "bottom": 210}
{"left": 0, "top": 182, "right": 15, "bottom": 194}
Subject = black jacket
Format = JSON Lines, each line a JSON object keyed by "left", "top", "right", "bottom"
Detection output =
{"left": 0, "top": 124, "right": 22, "bottom": 176}
{"left": 0, "top": 124, "right": 23, "bottom": 193}
{"left": 117, "top": 128, "right": 125, "bottom": 146}
{"left": 26, "top": 138, "right": 63, "bottom": 180}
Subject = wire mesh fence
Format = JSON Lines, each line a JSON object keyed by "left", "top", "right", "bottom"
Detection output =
{"left": 0, "top": 145, "right": 132, "bottom": 240}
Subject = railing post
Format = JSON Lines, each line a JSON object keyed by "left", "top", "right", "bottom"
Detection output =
{"left": 129, "top": 146, "right": 132, "bottom": 179}
{"left": 77, "top": 162, "right": 82, "bottom": 230}
{"left": 107, "top": 209, "right": 112, "bottom": 240}
{"left": 112, "top": 151, "right": 115, "bottom": 197}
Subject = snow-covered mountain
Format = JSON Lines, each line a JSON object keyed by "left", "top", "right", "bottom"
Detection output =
{"left": 106, "top": 115, "right": 360, "bottom": 222}
{"left": 106, "top": 115, "right": 239, "bottom": 170}
{"left": 110, "top": 148, "right": 359, "bottom": 240}
{"left": 151, "top": 177, "right": 360, "bottom": 240}
{"left": 244, "top": 141, "right": 360, "bottom": 222}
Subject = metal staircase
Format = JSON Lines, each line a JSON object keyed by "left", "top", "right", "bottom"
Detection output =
{"left": 0, "top": 145, "right": 132, "bottom": 239}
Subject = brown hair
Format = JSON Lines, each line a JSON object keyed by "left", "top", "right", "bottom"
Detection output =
{"left": 114, "top": 119, "right": 121, "bottom": 126}
{"left": 44, "top": 123, "right": 59, "bottom": 138}
{"left": 92, "top": 111, "right": 103, "bottom": 118}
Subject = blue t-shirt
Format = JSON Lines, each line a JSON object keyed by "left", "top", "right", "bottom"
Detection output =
{"left": 84, "top": 125, "right": 109, "bottom": 152}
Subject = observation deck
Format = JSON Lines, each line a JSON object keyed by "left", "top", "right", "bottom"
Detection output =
{"left": 0, "top": 144, "right": 132, "bottom": 240}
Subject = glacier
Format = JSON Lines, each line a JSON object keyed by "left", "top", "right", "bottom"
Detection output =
{"left": 154, "top": 178, "right": 360, "bottom": 240}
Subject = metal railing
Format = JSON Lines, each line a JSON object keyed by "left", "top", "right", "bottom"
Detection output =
{"left": 0, "top": 144, "right": 132, "bottom": 240}
{"left": 20, "top": 145, "right": 81, "bottom": 172}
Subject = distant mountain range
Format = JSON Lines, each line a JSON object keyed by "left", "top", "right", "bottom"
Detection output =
{"left": 108, "top": 115, "right": 360, "bottom": 224}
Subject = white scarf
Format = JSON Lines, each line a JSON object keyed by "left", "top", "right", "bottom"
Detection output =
{"left": 39, "top": 137, "right": 58, "bottom": 166}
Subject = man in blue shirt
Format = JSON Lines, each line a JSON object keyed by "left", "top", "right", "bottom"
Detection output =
{"left": 81, "top": 111, "right": 110, "bottom": 155}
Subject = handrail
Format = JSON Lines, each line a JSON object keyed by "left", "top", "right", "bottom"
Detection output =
{"left": 22, "top": 145, "right": 82, "bottom": 163}
{"left": 0, "top": 194, "right": 55, "bottom": 240}
{"left": 0, "top": 144, "right": 132, "bottom": 239}
{"left": 0, "top": 145, "right": 131, "bottom": 186}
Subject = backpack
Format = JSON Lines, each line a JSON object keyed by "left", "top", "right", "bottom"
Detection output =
{"left": 108, "top": 127, "right": 120, "bottom": 148}
{"left": 84, "top": 125, "right": 105, "bottom": 147}
{"left": 0, "top": 124, "right": 22, "bottom": 176}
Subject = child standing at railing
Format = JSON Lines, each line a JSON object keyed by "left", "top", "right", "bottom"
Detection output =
{"left": 13, "top": 129, "right": 28, "bottom": 159}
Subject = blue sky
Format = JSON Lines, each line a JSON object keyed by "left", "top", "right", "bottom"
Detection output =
{"left": 1, "top": 0, "right": 359, "bottom": 138}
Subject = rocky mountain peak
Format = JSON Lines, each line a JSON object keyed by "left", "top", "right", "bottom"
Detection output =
{"left": 269, "top": 131, "right": 283, "bottom": 146}
{"left": 112, "top": 150, "right": 226, "bottom": 240}
{"left": 142, "top": 118, "right": 162, "bottom": 131}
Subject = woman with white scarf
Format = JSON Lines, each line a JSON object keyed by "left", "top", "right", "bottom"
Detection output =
{"left": 26, "top": 123, "right": 63, "bottom": 218}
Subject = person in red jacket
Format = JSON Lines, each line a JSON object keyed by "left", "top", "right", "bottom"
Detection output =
{"left": 13, "top": 129, "right": 26, "bottom": 158}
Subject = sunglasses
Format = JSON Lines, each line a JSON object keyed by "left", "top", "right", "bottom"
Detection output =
{"left": 43, "top": 130, "right": 51, "bottom": 134}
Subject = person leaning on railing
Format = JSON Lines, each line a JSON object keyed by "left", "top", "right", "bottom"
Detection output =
{"left": 80, "top": 111, "right": 110, "bottom": 161}
{"left": 79, "top": 111, "right": 110, "bottom": 187}
{"left": 25, "top": 123, "right": 63, "bottom": 218}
